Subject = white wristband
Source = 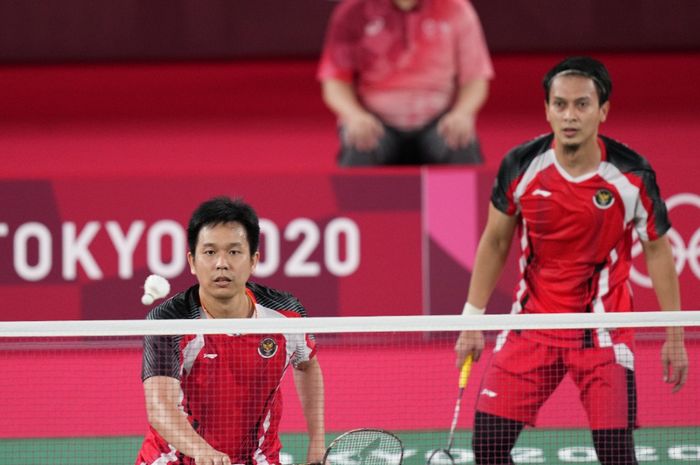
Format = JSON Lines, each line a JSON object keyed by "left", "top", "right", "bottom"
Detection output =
{"left": 462, "top": 302, "right": 486, "bottom": 315}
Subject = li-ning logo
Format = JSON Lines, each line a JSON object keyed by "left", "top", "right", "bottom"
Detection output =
{"left": 593, "top": 189, "right": 615, "bottom": 209}
{"left": 258, "top": 337, "right": 278, "bottom": 358}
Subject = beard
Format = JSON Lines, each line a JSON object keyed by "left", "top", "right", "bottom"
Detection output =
{"left": 562, "top": 143, "right": 580, "bottom": 155}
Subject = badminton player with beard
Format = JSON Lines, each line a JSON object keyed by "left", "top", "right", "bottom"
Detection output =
{"left": 135, "top": 197, "right": 325, "bottom": 465}
{"left": 454, "top": 57, "right": 688, "bottom": 465}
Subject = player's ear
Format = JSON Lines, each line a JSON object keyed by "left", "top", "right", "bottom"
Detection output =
{"left": 251, "top": 251, "right": 260, "bottom": 271}
{"left": 599, "top": 101, "right": 610, "bottom": 123}
{"left": 187, "top": 251, "right": 196, "bottom": 275}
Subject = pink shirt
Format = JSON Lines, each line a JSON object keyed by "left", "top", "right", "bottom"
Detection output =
{"left": 318, "top": 0, "right": 494, "bottom": 129}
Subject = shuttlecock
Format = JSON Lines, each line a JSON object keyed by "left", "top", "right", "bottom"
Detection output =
{"left": 142, "top": 274, "right": 171, "bottom": 306}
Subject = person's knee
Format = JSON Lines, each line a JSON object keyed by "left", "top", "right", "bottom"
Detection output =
{"left": 418, "top": 133, "right": 484, "bottom": 164}
{"left": 337, "top": 147, "right": 377, "bottom": 166}
{"left": 337, "top": 124, "right": 403, "bottom": 166}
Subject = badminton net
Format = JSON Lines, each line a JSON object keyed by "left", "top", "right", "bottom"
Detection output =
{"left": 0, "top": 311, "right": 698, "bottom": 465}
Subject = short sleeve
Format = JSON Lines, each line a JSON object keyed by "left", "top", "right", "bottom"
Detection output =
{"left": 142, "top": 334, "right": 182, "bottom": 381}
{"left": 140, "top": 291, "right": 195, "bottom": 381}
{"left": 277, "top": 309, "right": 317, "bottom": 368}
{"left": 291, "top": 333, "right": 318, "bottom": 368}
{"left": 454, "top": 0, "right": 494, "bottom": 84}
{"left": 633, "top": 169, "right": 671, "bottom": 242}
{"left": 491, "top": 151, "right": 519, "bottom": 216}
{"left": 317, "top": 1, "right": 362, "bottom": 82}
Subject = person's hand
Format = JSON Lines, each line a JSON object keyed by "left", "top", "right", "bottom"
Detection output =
{"left": 306, "top": 436, "right": 327, "bottom": 465}
{"left": 342, "top": 111, "right": 384, "bottom": 152}
{"left": 661, "top": 337, "right": 688, "bottom": 393}
{"left": 192, "top": 445, "right": 232, "bottom": 465}
{"left": 437, "top": 111, "right": 476, "bottom": 149}
{"left": 455, "top": 330, "right": 484, "bottom": 368}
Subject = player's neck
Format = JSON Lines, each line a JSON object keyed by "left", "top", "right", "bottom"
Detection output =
{"left": 201, "top": 292, "right": 255, "bottom": 319}
{"left": 554, "top": 137, "right": 601, "bottom": 178}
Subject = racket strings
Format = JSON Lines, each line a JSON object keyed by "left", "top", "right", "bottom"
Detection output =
{"left": 326, "top": 430, "right": 403, "bottom": 465}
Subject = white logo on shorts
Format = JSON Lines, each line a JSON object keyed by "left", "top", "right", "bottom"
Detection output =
{"left": 480, "top": 389, "right": 498, "bottom": 398}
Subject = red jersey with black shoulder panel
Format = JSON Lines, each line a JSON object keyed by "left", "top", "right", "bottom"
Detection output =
{"left": 135, "top": 282, "right": 316, "bottom": 465}
{"left": 491, "top": 134, "right": 671, "bottom": 348}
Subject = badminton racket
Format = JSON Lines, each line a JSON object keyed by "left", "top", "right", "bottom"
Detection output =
{"left": 426, "top": 355, "right": 473, "bottom": 465}
{"left": 300, "top": 428, "right": 404, "bottom": 465}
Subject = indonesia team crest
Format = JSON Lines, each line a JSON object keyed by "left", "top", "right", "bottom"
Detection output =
{"left": 258, "top": 337, "right": 278, "bottom": 358}
{"left": 593, "top": 189, "right": 615, "bottom": 209}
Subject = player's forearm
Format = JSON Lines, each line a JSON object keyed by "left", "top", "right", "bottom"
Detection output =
{"left": 321, "top": 79, "right": 369, "bottom": 121}
{"left": 653, "top": 268, "right": 684, "bottom": 344}
{"left": 144, "top": 377, "right": 216, "bottom": 459}
{"left": 450, "top": 79, "right": 489, "bottom": 117}
{"left": 643, "top": 237, "right": 680, "bottom": 309}
{"left": 294, "top": 360, "right": 326, "bottom": 441}
{"left": 647, "top": 257, "right": 681, "bottom": 312}
{"left": 147, "top": 400, "right": 213, "bottom": 458}
{"left": 643, "top": 236, "right": 683, "bottom": 343}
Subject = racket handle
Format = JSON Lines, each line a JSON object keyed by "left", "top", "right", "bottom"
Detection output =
{"left": 458, "top": 355, "right": 473, "bottom": 388}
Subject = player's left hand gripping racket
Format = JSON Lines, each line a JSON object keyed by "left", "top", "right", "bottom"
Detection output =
{"left": 315, "top": 428, "right": 404, "bottom": 465}
{"left": 426, "top": 355, "right": 473, "bottom": 465}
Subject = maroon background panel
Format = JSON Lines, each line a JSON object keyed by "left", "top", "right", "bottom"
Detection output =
{"left": 0, "top": 1, "right": 698, "bottom": 63}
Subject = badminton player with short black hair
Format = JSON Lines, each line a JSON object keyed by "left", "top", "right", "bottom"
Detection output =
{"left": 455, "top": 56, "right": 688, "bottom": 465}
{"left": 135, "top": 197, "right": 326, "bottom": 465}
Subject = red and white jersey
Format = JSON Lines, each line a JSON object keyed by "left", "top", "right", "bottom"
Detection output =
{"left": 492, "top": 134, "right": 671, "bottom": 347}
{"left": 136, "top": 283, "right": 316, "bottom": 465}
{"left": 317, "top": 0, "right": 493, "bottom": 130}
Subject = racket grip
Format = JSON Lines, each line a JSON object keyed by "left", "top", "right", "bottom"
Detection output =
{"left": 458, "top": 355, "right": 473, "bottom": 388}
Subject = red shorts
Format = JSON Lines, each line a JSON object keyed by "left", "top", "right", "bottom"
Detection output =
{"left": 476, "top": 331, "right": 637, "bottom": 429}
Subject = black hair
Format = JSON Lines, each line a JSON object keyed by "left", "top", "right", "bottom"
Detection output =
{"left": 187, "top": 196, "right": 260, "bottom": 255}
{"left": 543, "top": 56, "right": 612, "bottom": 105}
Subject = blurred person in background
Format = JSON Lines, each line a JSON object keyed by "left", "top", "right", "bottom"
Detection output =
{"left": 136, "top": 197, "right": 325, "bottom": 465}
{"left": 454, "top": 56, "right": 688, "bottom": 465}
{"left": 318, "top": 0, "right": 493, "bottom": 166}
